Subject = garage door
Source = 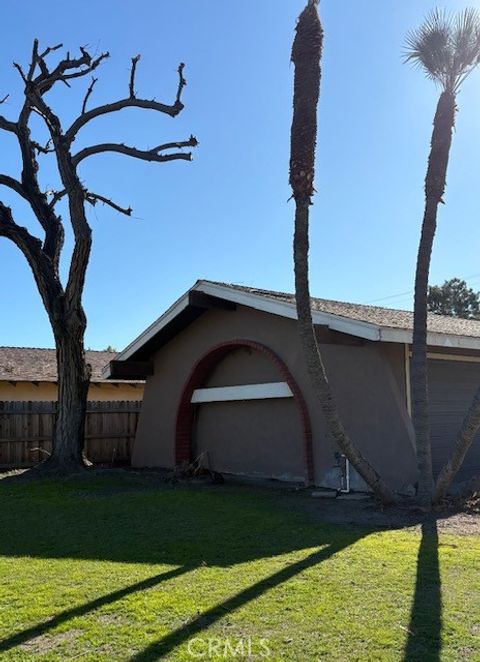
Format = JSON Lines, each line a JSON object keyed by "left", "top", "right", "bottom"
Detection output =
{"left": 428, "top": 359, "right": 480, "bottom": 482}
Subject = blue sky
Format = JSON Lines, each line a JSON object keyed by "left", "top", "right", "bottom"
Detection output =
{"left": 1, "top": 0, "right": 480, "bottom": 350}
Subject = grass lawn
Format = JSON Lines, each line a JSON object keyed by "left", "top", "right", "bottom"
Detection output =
{"left": 0, "top": 473, "right": 479, "bottom": 661}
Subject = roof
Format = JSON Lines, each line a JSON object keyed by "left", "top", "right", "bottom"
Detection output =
{"left": 106, "top": 280, "right": 480, "bottom": 374}
{"left": 0, "top": 347, "right": 141, "bottom": 383}
{"left": 219, "top": 282, "right": 480, "bottom": 339}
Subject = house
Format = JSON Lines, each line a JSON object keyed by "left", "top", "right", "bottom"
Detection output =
{"left": 0, "top": 347, "right": 144, "bottom": 401}
{"left": 104, "top": 280, "right": 480, "bottom": 492}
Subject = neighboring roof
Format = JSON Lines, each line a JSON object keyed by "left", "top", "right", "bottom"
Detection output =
{"left": 0, "top": 347, "right": 142, "bottom": 384}
{"left": 107, "top": 280, "right": 480, "bottom": 373}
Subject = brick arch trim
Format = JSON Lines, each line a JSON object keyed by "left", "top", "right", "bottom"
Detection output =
{"left": 175, "top": 339, "right": 314, "bottom": 484}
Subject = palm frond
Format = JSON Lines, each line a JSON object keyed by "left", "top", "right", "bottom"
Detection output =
{"left": 452, "top": 8, "right": 480, "bottom": 88}
{"left": 405, "top": 7, "right": 480, "bottom": 90}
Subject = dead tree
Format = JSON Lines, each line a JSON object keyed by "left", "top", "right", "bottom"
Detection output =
{"left": 0, "top": 41, "right": 197, "bottom": 471}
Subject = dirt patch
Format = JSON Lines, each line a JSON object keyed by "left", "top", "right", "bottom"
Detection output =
{"left": 96, "top": 612, "right": 130, "bottom": 626}
{"left": 295, "top": 492, "right": 480, "bottom": 536}
{"left": 19, "top": 628, "right": 82, "bottom": 654}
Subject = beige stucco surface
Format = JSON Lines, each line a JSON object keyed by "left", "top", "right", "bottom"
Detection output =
{"left": 0, "top": 381, "right": 144, "bottom": 402}
{"left": 133, "top": 305, "right": 417, "bottom": 491}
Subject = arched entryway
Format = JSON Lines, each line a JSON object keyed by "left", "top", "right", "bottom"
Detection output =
{"left": 175, "top": 339, "right": 314, "bottom": 483}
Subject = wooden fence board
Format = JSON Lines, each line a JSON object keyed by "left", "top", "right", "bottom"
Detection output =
{"left": 0, "top": 400, "right": 141, "bottom": 468}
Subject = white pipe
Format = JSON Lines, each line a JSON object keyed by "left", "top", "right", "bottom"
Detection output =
{"left": 339, "top": 455, "right": 350, "bottom": 493}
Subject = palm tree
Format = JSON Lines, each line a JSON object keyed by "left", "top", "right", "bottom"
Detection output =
{"left": 405, "top": 8, "right": 480, "bottom": 505}
{"left": 290, "top": 0, "right": 396, "bottom": 504}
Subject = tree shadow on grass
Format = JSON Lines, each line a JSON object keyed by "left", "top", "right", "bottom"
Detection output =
{"left": 0, "top": 530, "right": 366, "bottom": 659}
{"left": 128, "top": 535, "right": 362, "bottom": 661}
{"left": 0, "top": 476, "right": 371, "bottom": 657}
{"left": 0, "top": 564, "right": 193, "bottom": 655}
{"left": 403, "top": 521, "right": 442, "bottom": 662}
{"left": 0, "top": 477, "right": 367, "bottom": 567}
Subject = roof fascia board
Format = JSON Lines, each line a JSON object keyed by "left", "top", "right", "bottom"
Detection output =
{"left": 104, "top": 291, "right": 190, "bottom": 373}
{"left": 197, "top": 282, "right": 381, "bottom": 341}
{"left": 108, "top": 283, "right": 480, "bottom": 373}
{"left": 380, "top": 327, "right": 480, "bottom": 350}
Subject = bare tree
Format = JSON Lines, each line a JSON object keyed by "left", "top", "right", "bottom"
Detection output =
{"left": 0, "top": 41, "right": 196, "bottom": 471}
{"left": 289, "top": 1, "right": 396, "bottom": 504}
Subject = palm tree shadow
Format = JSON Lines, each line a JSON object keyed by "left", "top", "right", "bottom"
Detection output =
{"left": 0, "top": 565, "right": 194, "bottom": 655}
{"left": 0, "top": 477, "right": 370, "bottom": 658}
{"left": 129, "top": 531, "right": 366, "bottom": 661}
{"left": 403, "top": 521, "right": 442, "bottom": 662}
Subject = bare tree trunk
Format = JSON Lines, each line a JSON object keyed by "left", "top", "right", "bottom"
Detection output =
{"left": 290, "top": 1, "right": 396, "bottom": 504}
{"left": 410, "top": 90, "right": 456, "bottom": 506}
{"left": 47, "top": 311, "right": 91, "bottom": 470}
{"left": 435, "top": 385, "right": 480, "bottom": 501}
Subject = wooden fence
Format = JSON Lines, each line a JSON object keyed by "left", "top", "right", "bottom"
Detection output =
{"left": 0, "top": 401, "right": 142, "bottom": 468}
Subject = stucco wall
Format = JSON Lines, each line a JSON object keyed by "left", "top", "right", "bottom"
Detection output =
{"left": 133, "top": 305, "right": 417, "bottom": 491}
{"left": 0, "top": 381, "right": 144, "bottom": 402}
{"left": 195, "top": 399, "right": 305, "bottom": 482}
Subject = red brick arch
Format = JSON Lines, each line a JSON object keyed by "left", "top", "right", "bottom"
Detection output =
{"left": 175, "top": 339, "right": 314, "bottom": 483}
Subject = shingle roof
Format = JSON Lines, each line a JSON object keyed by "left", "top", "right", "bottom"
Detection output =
{"left": 0, "top": 347, "right": 134, "bottom": 383}
{"left": 206, "top": 281, "right": 480, "bottom": 339}
{"left": 110, "top": 279, "right": 480, "bottom": 371}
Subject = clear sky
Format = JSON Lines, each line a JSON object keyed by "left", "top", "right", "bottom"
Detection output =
{"left": 1, "top": 0, "right": 480, "bottom": 350}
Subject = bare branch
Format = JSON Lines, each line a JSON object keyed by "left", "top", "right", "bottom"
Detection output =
{"left": 0, "top": 175, "right": 27, "bottom": 199}
{"left": 65, "top": 62, "right": 189, "bottom": 143}
{"left": 59, "top": 52, "right": 109, "bottom": 83}
{"left": 39, "top": 43, "right": 63, "bottom": 59}
{"left": 32, "top": 139, "right": 54, "bottom": 154}
{"left": 0, "top": 94, "right": 9, "bottom": 104}
{"left": 13, "top": 62, "right": 28, "bottom": 85}
{"left": 35, "top": 47, "right": 109, "bottom": 95}
{"left": 0, "top": 201, "right": 61, "bottom": 312}
{"left": 151, "top": 136, "right": 199, "bottom": 152}
{"left": 0, "top": 202, "right": 40, "bottom": 252}
{"left": 176, "top": 62, "right": 186, "bottom": 105}
{"left": 27, "top": 39, "right": 39, "bottom": 81}
{"left": 86, "top": 192, "right": 133, "bottom": 216}
{"left": 129, "top": 55, "right": 141, "bottom": 99}
{"left": 0, "top": 115, "right": 17, "bottom": 133}
{"left": 72, "top": 135, "right": 198, "bottom": 166}
{"left": 65, "top": 97, "right": 183, "bottom": 143}
{"left": 48, "top": 189, "right": 67, "bottom": 208}
{"left": 81, "top": 76, "right": 98, "bottom": 114}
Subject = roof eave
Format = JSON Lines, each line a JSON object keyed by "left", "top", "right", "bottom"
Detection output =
{"left": 380, "top": 326, "right": 480, "bottom": 350}
{"left": 105, "top": 281, "right": 480, "bottom": 377}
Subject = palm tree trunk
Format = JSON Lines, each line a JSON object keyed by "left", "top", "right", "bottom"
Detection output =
{"left": 434, "top": 385, "right": 480, "bottom": 501}
{"left": 411, "top": 90, "right": 456, "bottom": 505}
{"left": 289, "top": 2, "right": 396, "bottom": 504}
{"left": 294, "top": 200, "right": 397, "bottom": 503}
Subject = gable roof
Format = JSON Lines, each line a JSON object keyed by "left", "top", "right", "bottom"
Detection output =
{"left": 107, "top": 279, "right": 480, "bottom": 372}
{"left": 219, "top": 282, "right": 480, "bottom": 339}
{"left": 0, "top": 347, "right": 139, "bottom": 383}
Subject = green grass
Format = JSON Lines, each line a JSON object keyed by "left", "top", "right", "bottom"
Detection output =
{"left": 0, "top": 474, "right": 479, "bottom": 661}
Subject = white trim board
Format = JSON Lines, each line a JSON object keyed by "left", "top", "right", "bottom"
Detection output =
{"left": 105, "top": 280, "right": 480, "bottom": 376}
{"left": 191, "top": 382, "right": 293, "bottom": 403}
